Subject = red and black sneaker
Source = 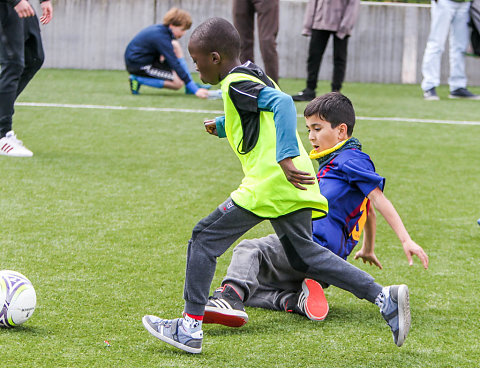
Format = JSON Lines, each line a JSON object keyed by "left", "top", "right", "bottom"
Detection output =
{"left": 285, "top": 279, "right": 329, "bottom": 321}
{"left": 203, "top": 284, "right": 248, "bottom": 327}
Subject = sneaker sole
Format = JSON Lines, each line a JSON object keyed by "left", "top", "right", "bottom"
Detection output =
{"left": 0, "top": 151, "right": 33, "bottom": 157}
{"left": 142, "top": 316, "right": 202, "bottom": 354}
{"left": 302, "top": 279, "right": 329, "bottom": 321}
{"left": 203, "top": 306, "right": 248, "bottom": 327}
{"left": 396, "top": 285, "right": 411, "bottom": 347}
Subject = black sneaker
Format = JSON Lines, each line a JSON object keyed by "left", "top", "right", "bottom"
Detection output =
{"left": 423, "top": 87, "right": 439, "bottom": 101}
{"left": 292, "top": 88, "right": 316, "bottom": 102}
{"left": 203, "top": 284, "right": 248, "bottom": 327}
{"left": 448, "top": 88, "right": 480, "bottom": 100}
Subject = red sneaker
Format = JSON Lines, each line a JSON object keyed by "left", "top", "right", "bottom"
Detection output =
{"left": 286, "top": 279, "right": 329, "bottom": 321}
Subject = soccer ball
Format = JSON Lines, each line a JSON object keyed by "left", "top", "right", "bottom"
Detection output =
{"left": 0, "top": 270, "right": 36, "bottom": 327}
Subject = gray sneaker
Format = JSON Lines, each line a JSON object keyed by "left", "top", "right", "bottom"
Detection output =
{"left": 448, "top": 88, "right": 480, "bottom": 100}
{"left": 423, "top": 87, "right": 440, "bottom": 101}
{"left": 375, "top": 285, "right": 411, "bottom": 347}
{"left": 142, "top": 315, "right": 203, "bottom": 354}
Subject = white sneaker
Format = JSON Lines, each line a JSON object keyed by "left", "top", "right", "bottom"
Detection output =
{"left": 0, "top": 131, "right": 33, "bottom": 157}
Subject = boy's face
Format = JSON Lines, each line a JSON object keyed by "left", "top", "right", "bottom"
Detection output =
{"left": 188, "top": 42, "right": 220, "bottom": 85}
{"left": 306, "top": 115, "right": 348, "bottom": 152}
{"left": 169, "top": 25, "right": 187, "bottom": 39}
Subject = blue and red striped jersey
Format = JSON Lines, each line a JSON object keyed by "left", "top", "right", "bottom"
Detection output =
{"left": 312, "top": 148, "right": 385, "bottom": 259}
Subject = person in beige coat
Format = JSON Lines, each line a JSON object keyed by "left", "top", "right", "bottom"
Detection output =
{"left": 292, "top": 0, "right": 360, "bottom": 101}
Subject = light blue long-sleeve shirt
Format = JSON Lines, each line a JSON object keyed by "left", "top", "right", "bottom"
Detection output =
{"left": 215, "top": 86, "right": 300, "bottom": 162}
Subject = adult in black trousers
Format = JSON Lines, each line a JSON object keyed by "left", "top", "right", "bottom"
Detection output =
{"left": 292, "top": 0, "right": 360, "bottom": 101}
{"left": 0, "top": 0, "right": 52, "bottom": 157}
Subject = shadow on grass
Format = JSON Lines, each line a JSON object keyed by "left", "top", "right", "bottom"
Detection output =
{"left": 0, "top": 324, "right": 49, "bottom": 336}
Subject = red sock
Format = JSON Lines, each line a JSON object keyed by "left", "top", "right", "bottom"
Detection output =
{"left": 185, "top": 313, "right": 203, "bottom": 321}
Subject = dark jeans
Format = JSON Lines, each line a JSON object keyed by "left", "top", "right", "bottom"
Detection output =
{"left": 0, "top": 4, "right": 44, "bottom": 137}
{"left": 306, "top": 30, "right": 349, "bottom": 92}
{"left": 183, "top": 198, "right": 382, "bottom": 316}
{"left": 233, "top": 0, "right": 279, "bottom": 83}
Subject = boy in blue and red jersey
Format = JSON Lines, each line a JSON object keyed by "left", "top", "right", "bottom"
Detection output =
{"left": 203, "top": 92, "right": 429, "bottom": 327}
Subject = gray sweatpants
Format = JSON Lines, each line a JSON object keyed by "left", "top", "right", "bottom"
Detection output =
{"left": 183, "top": 198, "right": 382, "bottom": 316}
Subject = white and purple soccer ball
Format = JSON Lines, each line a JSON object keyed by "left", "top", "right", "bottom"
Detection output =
{"left": 0, "top": 270, "right": 36, "bottom": 327}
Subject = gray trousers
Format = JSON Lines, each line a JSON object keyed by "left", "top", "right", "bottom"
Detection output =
{"left": 183, "top": 198, "right": 382, "bottom": 316}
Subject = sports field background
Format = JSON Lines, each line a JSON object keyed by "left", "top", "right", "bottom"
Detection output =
{"left": 1, "top": 69, "right": 479, "bottom": 367}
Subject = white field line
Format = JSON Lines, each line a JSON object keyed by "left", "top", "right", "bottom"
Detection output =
{"left": 15, "top": 102, "right": 480, "bottom": 126}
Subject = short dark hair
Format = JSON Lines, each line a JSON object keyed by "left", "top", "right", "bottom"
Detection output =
{"left": 304, "top": 92, "right": 356, "bottom": 136}
{"left": 189, "top": 17, "right": 241, "bottom": 59}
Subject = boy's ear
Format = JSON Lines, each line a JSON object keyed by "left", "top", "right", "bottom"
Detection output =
{"left": 211, "top": 51, "right": 221, "bottom": 64}
{"left": 338, "top": 123, "right": 348, "bottom": 139}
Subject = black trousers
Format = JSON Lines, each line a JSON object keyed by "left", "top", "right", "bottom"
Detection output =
{"left": 0, "top": 4, "right": 44, "bottom": 137}
{"left": 306, "top": 30, "right": 349, "bottom": 92}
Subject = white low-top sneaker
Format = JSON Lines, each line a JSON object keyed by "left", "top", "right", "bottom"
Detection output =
{"left": 0, "top": 131, "right": 33, "bottom": 157}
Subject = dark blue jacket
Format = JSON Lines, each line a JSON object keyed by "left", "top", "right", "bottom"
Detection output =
{"left": 124, "top": 24, "right": 191, "bottom": 85}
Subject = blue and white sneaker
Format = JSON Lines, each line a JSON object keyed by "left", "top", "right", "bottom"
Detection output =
{"left": 142, "top": 315, "right": 203, "bottom": 354}
{"left": 375, "top": 285, "right": 411, "bottom": 347}
{"left": 423, "top": 87, "right": 439, "bottom": 101}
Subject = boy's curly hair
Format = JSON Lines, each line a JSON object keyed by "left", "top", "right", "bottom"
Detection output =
{"left": 190, "top": 17, "right": 241, "bottom": 60}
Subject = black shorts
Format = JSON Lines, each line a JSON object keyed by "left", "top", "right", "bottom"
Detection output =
{"left": 126, "top": 59, "right": 174, "bottom": 81}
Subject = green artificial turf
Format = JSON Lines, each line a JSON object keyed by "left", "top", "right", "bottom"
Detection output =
{"left": 0, "top": 69, "right": 479, "bottom": 367}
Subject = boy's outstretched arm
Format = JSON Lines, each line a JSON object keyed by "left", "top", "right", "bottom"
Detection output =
{"left": 367, "top": 187, "right": 429, "bottom": 269}
{"left": 354, "top": 206, "right": 383, "bottom": 269}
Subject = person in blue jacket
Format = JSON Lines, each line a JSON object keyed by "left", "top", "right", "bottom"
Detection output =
{"left": 124, "top": 7, "right": 210, "bottom": 98}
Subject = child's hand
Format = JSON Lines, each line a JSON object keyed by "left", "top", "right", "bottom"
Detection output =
{"left": 196, "top": 88, "right": 209, "bottom": 99}
{"left": 204, "top": 119, "right": 217, "bottom": 136}
{"left": 402, "top": 239, "right": 429, "bottom": 269}
{"left": 278, "top": 158, "right": 316, "bottom": 190}
{"left": 354, "top": 249, "right": 383, "bottom": 269}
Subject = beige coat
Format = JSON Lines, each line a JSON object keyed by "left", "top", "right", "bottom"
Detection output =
{"left": 302, "top": 0, "right": 361, "bottom": 39}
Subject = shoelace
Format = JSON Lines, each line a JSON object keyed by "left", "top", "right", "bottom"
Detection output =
{"left": 375, "top": 291, "right": 385, "bottom": 310}
{"left": 7, "top": 133, "right": 24, "bottom": 146}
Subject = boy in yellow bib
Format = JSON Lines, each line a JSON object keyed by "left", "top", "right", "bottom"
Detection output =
{"left": 142, "top": 18, "right": 411, "bottom": 353}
